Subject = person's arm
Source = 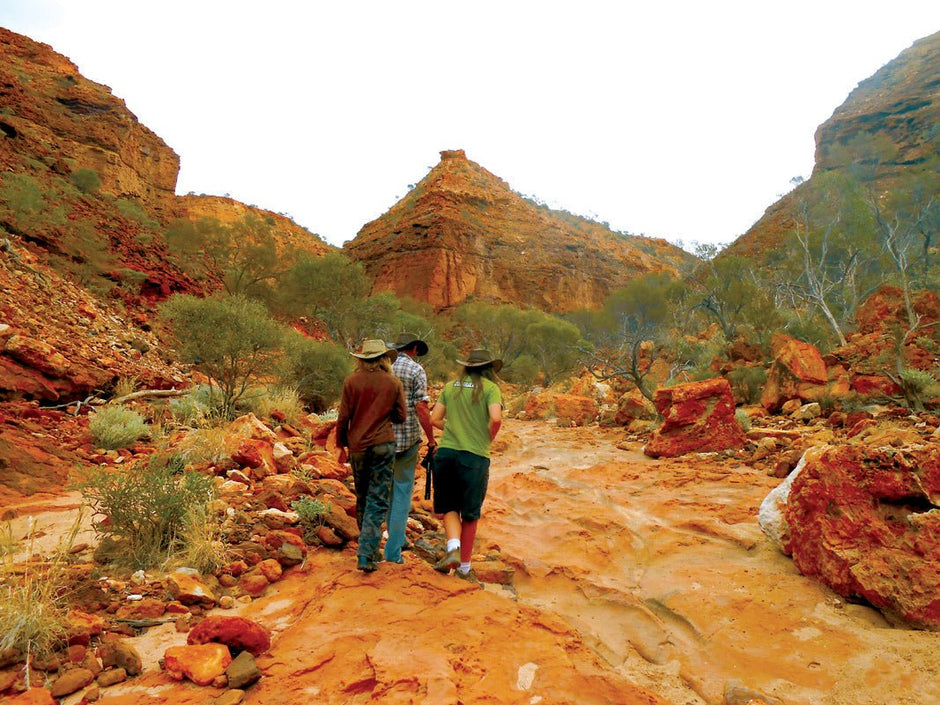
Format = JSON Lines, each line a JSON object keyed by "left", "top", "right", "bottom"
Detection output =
{"left": 336, "top": 383, "right": 351, "bottom": 462}
{"left": 488, "top": 402, "right": 502, "bottom": 441}
{"left": 430, "top": 401, "right": 446, "bottom": 430}
{"left": 391, "top": 380, "right": 407, "bottom": 424}
{"left": 416, "top": 400, "right": 436, "bottom": 447}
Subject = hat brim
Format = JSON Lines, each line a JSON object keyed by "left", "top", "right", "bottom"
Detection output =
{"left": 456, "top": 358, "right": 502, "bottom": 373}
{"left": 395, "top": 340, "right": 429, "bottom": 357}
{"left": 351, "top": 349, "right": 398, "bottom": 362}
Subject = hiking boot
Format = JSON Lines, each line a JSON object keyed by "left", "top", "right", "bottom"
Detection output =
{"left": 454, "top": 568, "right": 481, "bottom": 585}
{"left": 433, "top": 548, "right": 460, "bottom": 573}
{"left": 357, "top": 556, "right": 378, "bottom": 573}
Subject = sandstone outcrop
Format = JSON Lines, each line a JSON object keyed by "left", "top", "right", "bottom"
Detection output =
{"left": 760, "top": 334, "right": 831, "bottom": 412}
{"left": 345, "top": 149, "right": 694, "bottom": 312}
{"left": 725, "top": 30, "right": 940, "bottom": 264}
{"left": 0, "top": 28, "right": 178, "bottom": 205}
{"left": 644, "top": 377, "right": 746, "bottom": 457}
{"left": 762, "top": 443, "right": 940, "bottom": 628}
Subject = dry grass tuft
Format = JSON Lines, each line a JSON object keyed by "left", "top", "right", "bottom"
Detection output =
{"left": 0, "top": 514, "right": 82, "bottom": 675}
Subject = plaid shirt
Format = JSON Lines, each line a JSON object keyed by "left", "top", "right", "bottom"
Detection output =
{"left": 391, "top": 353, "right": 430, "bottom": 452}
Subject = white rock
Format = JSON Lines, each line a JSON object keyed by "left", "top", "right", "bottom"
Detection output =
{"left": 758, "top": 446, "right": 828, "bottom": 553}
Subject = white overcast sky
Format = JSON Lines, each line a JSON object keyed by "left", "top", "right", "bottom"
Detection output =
{"left": 2, "top": 1, "right": 939, "bottom": 250}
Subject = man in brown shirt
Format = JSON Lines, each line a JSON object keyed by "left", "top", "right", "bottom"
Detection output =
{"left": 336, "top": 339, "right": 406, "bottom": 572}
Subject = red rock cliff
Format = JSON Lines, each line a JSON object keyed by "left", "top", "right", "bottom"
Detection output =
{"left": 0, "top": 27, "right": 179, "bottom": 205}
{"left": 345, "top": 149, "right": 694, "bottom": 312}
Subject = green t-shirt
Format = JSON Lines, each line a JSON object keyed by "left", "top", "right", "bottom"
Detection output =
{"left": 438, "top": 376, "right": 502, "bottom": 458}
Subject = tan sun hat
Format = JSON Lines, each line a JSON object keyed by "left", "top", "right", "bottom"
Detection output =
{"left": 456, "top": 349, "right": 503, "bottom": 373}
{"left": 351, "top": 339, "right": 398, "bottom": 361}
{"left": 391, "top": 332, "right": 429, "bottom": 357}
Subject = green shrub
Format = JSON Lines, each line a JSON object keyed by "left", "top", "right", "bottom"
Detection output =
{"left": 169, "top": 385, "right": 227, "bottom": 426}
{"left": 89, "top": 405, "right": 149, "bottom": 449}
{"left": 734, "top": 408, "right": 752, "bottom": 432}
{"left": 160, "top": 294, "right": 286, "bottom": 417}
{"left": 503, "top": 353, "right": 540, "bottom": 387}
{"left": 278, "top": 333, "right": 351, "bottom": 412}
{"left": 70, "top": 168, "right": 101, "bottom": 194}
{"left": 899, "top": 368, "right": 940, "bottom": 410}
{"left": 114, "top": 197, "right": 158, "bottom": 228}
{"left": 292, "top": 497, "right": 330, "bottom": 543}
{"left": 76, "top": 454, "right": 215, "bottom": 569}
{"left": 727, "top": 366, "right": 767, "bottom": 405}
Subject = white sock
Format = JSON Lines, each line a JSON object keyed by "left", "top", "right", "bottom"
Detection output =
{"left": 458, "top": 562, "right": 471, "bottom": 575}
{"left": 446, "top": 538, "right": 461, "bottom": 553}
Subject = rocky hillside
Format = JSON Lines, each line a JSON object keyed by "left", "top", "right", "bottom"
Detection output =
{"left": 0, "top": 29, "right": 330, "bottom": 402}
{"left": 344, "top": 149, "right": 696, "bottom": 313}
{"left": 726, "top": 30, "right": 940, "bottom": 261}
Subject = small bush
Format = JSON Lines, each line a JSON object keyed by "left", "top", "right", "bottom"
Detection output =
{"left": 899, "top": 367, "right": 940, "bottom": 409}
{"left": 240, "top": 386, "right": 305, "bottom": 425}
{"left": 89, "top": 405, "right": 149, "bottom": 450}
{"left": 278, "top": 334, "right": 351, "bottom": 412}
{"left": 169, "top": 505, "right": 228, "bottom": 575}
{"left": 113, "top": 376, "right": 138, "bottom": 399}
{"left": 292, "top": 497, "right": 330, "bottom": 543}
{"left": 114, "top": 197, "right": 158, "bottom": 228}
{"left": 174, "top": 427, "right": 236, "bottom": 465}
{"left": 70, "top": 168, "right": 101, "bottom": 194}
{"left": 734, "top": 408, "right": 752, "bottom": 432}
{"left": 502, "top": 354, "right": 540, "bottom": 387}
{"left": 0, "top": 515, "right": 81, "bottom": 666}
{"left": 727, "top": 366, "right": 767, "bottom": 405}
{"left": 169, "top": 385, "right": 228, "bottom": 426}
{"left": 76, "top": 454, "right": 215, "bottom": 569}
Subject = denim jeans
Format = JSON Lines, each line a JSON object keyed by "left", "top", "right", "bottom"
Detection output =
{"left": 350, "top": 442, "right": 395, "bottom": 560}
{"left": 384, "top": 442, "right": 419, "bottom": 562}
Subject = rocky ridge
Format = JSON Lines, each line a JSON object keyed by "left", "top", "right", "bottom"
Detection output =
{"left": 726, "top": 30, "right": 940, "bottom": 262}
{"left": 345, "top": 149, "right": 695, "bottom": 312}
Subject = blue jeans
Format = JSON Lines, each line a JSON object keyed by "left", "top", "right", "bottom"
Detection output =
{"left": 350, "top": 442, "right": 395, "bottom": 560}
{"left": 384, "top": 442, "right": 419, "bottom": 562}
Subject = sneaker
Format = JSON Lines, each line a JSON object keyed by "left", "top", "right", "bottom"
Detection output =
{"left": 386, "top": 556, "right": 405, "bottom": 564}
{"left": 357, "top": 556, "right": 378, "bottom": 572}
{"left": 454, "top": 568, "right": 481, "bottom": 585}
{"left": 433, "top": 548, "right": 460, "bottom": 573}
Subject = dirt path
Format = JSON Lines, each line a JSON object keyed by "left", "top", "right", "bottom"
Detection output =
{"left": 481, "top": 421, "right": 940, "bottom": 705}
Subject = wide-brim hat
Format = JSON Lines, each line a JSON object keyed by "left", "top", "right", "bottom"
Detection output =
{"left": 456, "top": 349, "right": 503, "bottom": 373}
{"left": 392, "top": 332, "right": 429, "bottom": 357}
{"left": 351, "top": 339, "right": 398, "bottom": 361}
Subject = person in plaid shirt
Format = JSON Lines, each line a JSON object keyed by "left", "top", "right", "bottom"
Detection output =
{"left": 384, "top": 333, "right": 437, "bottom": 563}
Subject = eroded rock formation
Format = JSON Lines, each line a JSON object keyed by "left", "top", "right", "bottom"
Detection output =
{"left": 345, "top": 149, "right": 695, "bottom": 312}
{"left": 762, "top": 443, "right": 940, "bottom": 628}
{"left": 644, "top": 377, "right": 746, "bottom": 457}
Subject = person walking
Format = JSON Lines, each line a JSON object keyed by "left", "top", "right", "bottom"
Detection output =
{"left": 385, "top": 332, "right": 437, "bottom": 564}
{"left": 336, "top": 339, "right": 406, "bottom": 572}
{"left": 430, "top": 349, "right": 502, "bottom": 581}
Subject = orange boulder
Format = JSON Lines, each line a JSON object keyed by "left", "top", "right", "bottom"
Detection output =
{"left": 187, "top": 615, "right": 271, "bottom": 656}
{"left": 164, "top": 643, "right": 232, "bottom": 686}
{"left": 644, "top": 378, "right": 746, "bottom": 458}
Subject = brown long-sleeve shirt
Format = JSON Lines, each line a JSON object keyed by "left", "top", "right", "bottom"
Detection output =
{"left": 336, "top": 369, "right": 407, "bottom": 452}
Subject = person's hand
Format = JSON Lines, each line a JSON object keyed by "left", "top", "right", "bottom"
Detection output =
{"left": 427, "top": 441, "right": 438, "bottom": 455}
{"left": 337, "top": 447, "right": 349, "bottom": 465}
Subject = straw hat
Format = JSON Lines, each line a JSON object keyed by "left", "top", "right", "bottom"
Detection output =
{"left": 351, "top": 339, "right": 398, "bottom": 361}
